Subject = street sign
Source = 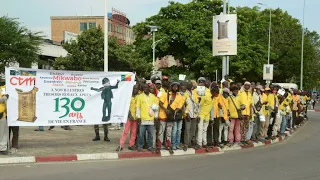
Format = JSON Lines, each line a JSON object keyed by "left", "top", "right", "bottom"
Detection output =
{"left": 263, "top": 64, "right": 274, "bottom": 80}
{"left": 212, "top": 14, "right": 237, "bottom": 56}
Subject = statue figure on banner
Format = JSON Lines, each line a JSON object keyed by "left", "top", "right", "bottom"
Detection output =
{"left": 91, "top": 78, "right": 120, "bottom": 122}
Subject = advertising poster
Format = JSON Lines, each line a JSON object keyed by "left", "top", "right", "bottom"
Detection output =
{"left": 263, "top": 64, "right": 274, "bottom": 80}
{"left": 213, "top": 14, "right": 238, "bottom": 56}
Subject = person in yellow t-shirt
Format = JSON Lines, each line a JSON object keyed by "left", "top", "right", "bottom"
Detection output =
{"left": 292, "top": 90, "right": 300, "bottom": 127}
{"left": 0, "top": 85, "right": 9, "bottom": 155}
{"left": 279, "top": 92, "right": 290, "bottom": 135}
{"left": 228, "top": 86, "right": 242, "bottom": 145}
{"left": 195, "top": 86, "right": 218, "bottom": 149}
{"left": 169, "top": 82, "right": 185, "bottom": 150}
{"left": 218, "top": 88, "right": 230, "bottom": 145}
{"left": 117, "top": 85, "right": 139, "bottom": 151}
{"left": 156, "top": 82, "right": 184, "bottom": 153}
{"left": 260, "top": 87, "right": 271, "bottom": 139}
{"left": 238, "top": 81, "right": 253, "bottom": 142}
{"left": 269, "top": 86, "right": 280, "bottom": 139}
{"left": 136, "top": 84, "right": 159, "bottom": 152}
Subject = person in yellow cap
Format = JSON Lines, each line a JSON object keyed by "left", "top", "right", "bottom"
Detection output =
{"left": 0, "top": 85, "right": 9, "bottom": 155}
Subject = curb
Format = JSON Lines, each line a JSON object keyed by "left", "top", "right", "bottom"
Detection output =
{"left": 0, "top": 121, "right": 307, "bottom": 165}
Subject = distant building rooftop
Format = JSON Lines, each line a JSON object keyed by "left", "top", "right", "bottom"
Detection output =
{"left": 51, "top": 15, "right": 131, "bottom": 26}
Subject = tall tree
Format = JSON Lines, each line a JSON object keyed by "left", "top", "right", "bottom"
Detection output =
{"left": 133, "top": 0, "right": 320, "bottom": 87}
{"left": 53, "top": 27, "right": 152, "bottom": 77}
{"left": 0, "top": 16, "right": 42, "bottom": 73}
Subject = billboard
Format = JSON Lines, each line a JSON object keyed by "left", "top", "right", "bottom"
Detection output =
{"left": 212, "top": 14, "right": 237, "bottom": 56}
{"left": 263, "top": 64, "right": 274, "bottom": 81}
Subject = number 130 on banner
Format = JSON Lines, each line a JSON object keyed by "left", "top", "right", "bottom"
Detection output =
{"left": 54, "top": 97, "right": 85, "bottom": 119}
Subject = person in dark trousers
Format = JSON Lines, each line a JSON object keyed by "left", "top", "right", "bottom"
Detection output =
{"left": 9, "top": 126, "right": 19, "bottom": 150}
{"left": 92, "top": 124, "right": 110, "bottom": 141}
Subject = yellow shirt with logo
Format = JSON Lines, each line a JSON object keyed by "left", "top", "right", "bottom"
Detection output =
{"left": 136, "top": 93, "right": 158, "bottom": 121}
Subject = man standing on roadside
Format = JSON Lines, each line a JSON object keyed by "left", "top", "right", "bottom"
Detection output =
{"left": 251, "top": 85, "right": 263, "bottom": 142}
{"left": 136, "top": 84, "right": 159, "bottom": 152}
{"left": 0, "top": 85, "right": 8, "bottom": 155}
{"left": 184, "top": 82, "right": 199, "bottom": 148}
{"left": 239, "top": 82, "right": 252, "bottom": 144}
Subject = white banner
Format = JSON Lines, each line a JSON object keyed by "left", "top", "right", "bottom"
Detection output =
{"left": 212, "top": 14, "right": 237, "bottom": 56}
{"left": 5, "top": 67, "right": 134, "bottom": 126}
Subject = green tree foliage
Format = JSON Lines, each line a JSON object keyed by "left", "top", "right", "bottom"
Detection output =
{"left": 133, "top": 0, "right": 320, "bottom": 88}
{"left": 53, "top": 27, "right": 152, "bottom": 77}
{"left": 0, "top": 16, "right": 42, "bottom": 73}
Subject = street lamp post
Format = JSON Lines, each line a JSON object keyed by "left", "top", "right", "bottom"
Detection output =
{"left": 258, "top": 3, "right": 272, "bottom": 84}
{"left": 148, "top": 25, "right": 161, "bottom": 73}
{"left": 300, "top": 0, "right": 306, "bottom": 90}
{"left": 258, "top": 3, "right": 272, "bottom": 65}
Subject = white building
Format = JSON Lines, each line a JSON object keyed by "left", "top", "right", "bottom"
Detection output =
{"left": 0, "top": 39, "right": 67, "bottom": 81}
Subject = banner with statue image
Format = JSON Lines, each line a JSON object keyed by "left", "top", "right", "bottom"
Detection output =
{"left": 5, "top": 67, "right": 135, "bottom": 126}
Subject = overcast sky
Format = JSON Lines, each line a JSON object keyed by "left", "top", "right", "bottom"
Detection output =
{"left": 1, "top": 0, "right": 318, "bottom": 38}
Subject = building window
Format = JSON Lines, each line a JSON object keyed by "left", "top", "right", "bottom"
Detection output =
{"left": 80, "top": 23, "right": 87, "bottom": 31}
{"left": 89, "top": 22, "right": 96, "bottom": 29}
{"left": 80, "top": 22, "right": 96, "bottom": 31}
{"left": 108, "top": 22, "right": 111, "bottom": 31}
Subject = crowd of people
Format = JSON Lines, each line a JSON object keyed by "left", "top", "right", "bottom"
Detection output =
{"left": 116, "top": 75, "right": 313, "bottom": 154}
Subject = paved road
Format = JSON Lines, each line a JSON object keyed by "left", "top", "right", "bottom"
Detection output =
{"left": 1, "top": 112, "right": 320, "bottom": 180}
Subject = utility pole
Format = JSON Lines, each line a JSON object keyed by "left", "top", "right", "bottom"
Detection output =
{"left": 104, "top": 0, "right": 108, "bottom": 72}
{"left": 300, "top": 0, "right": 306, "bottom": 90}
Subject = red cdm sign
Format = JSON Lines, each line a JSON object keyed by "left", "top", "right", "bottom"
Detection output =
{"left": 10, "top": 77, "right": 36, "bottom": 86}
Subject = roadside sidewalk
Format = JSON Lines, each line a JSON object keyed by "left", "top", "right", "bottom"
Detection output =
{"left": 2, "top": 125, "right": 125, "bottom": 157}
{"left": 0, "top": 121, "right": 307, "bottom": 164}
